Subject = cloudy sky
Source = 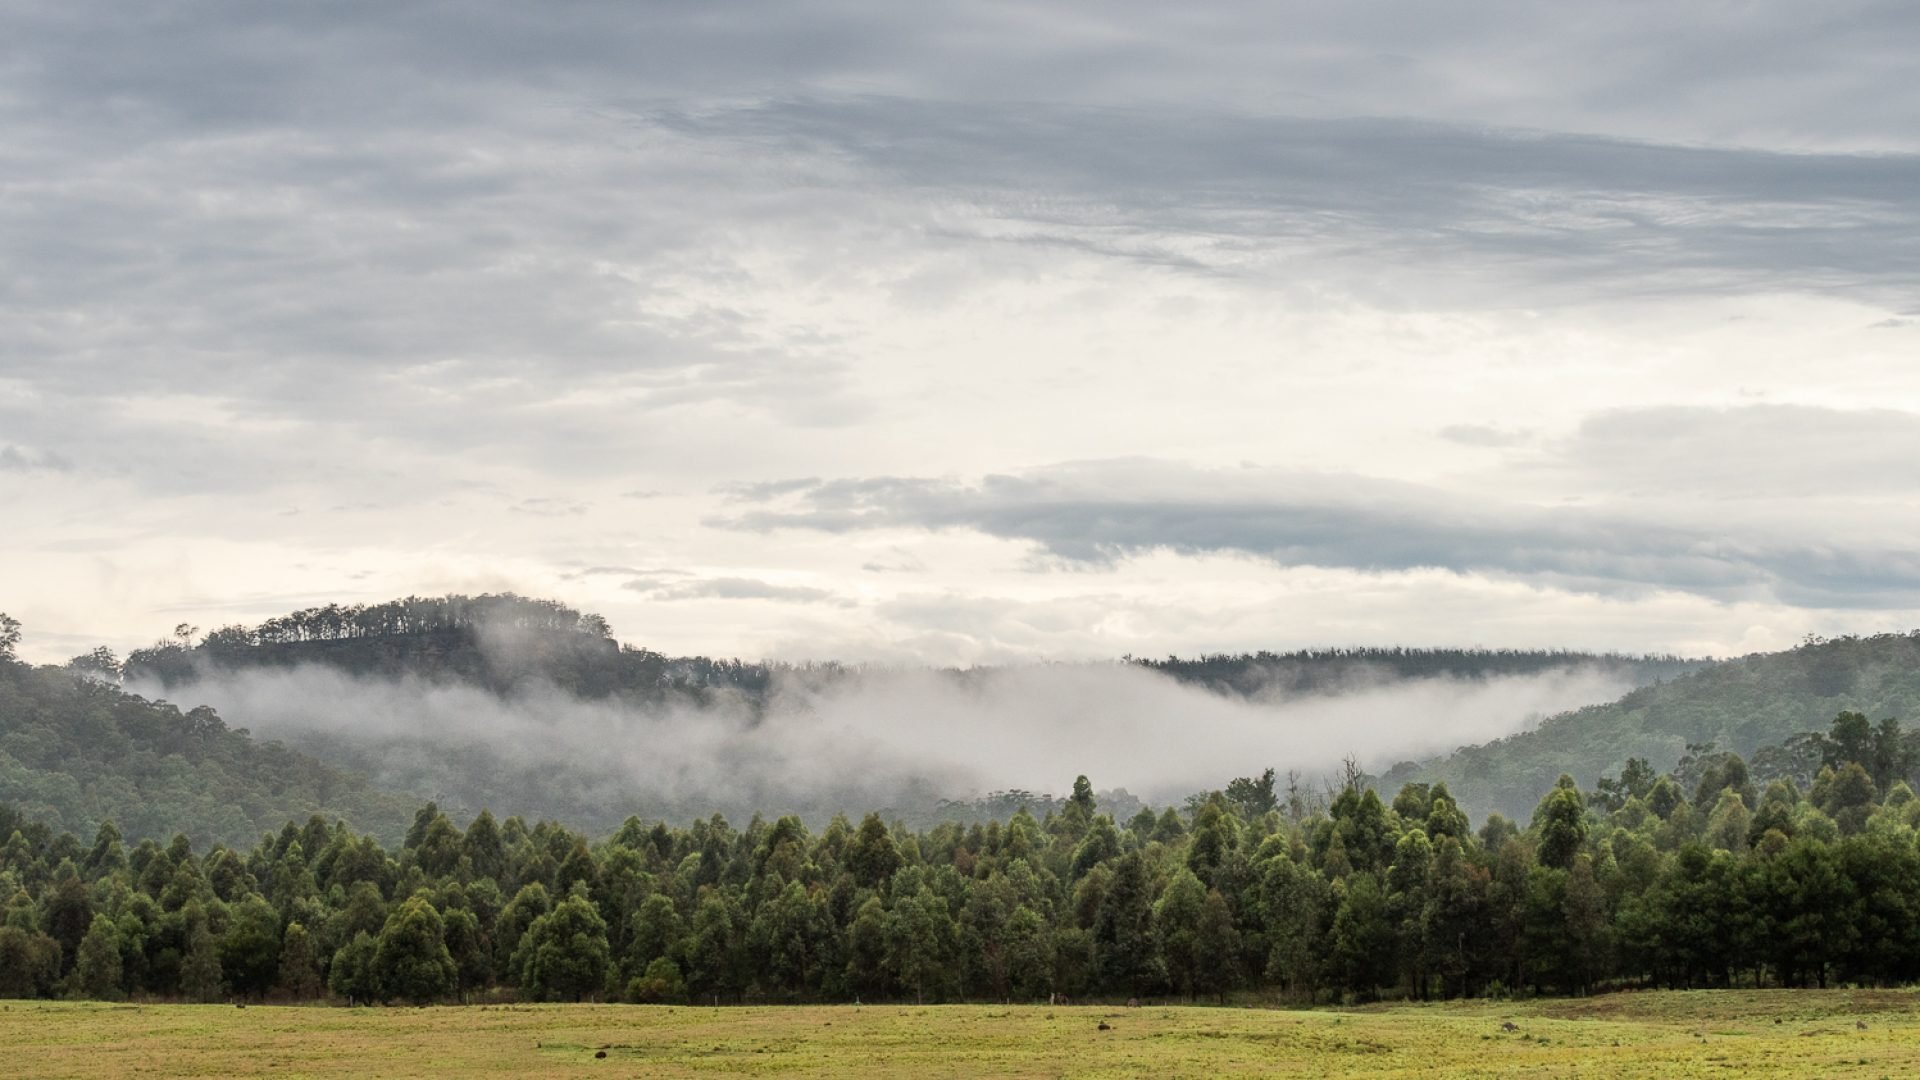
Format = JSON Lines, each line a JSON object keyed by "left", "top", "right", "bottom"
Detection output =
{"left": 6, "top": 2, "right": 1920, "bottom": 665}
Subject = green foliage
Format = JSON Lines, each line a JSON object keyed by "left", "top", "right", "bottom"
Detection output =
{"left": 180, "top": 911, "right": 223, "bottom": 1003}
{"left": 1533, "top": 779, "right": 1588, "bottom": 870}
{"left": 5, "top": 695, "right": 1920, "bottom": 1011}
{"left": 276, "top": 921, "right": 322, "bottom": 998}
{"left": 626, "top": 956, "right": 685, "bottom": 1003}
{"left": 71, "top": 914, "right": 123, "bottom": 1000}
{"left": 0, "top": 656, "right": 415, "bottom": 847}
{"left": 514, "top": 890, "right": 610, "bottom": 1002}
{"left": 374, "top": 895, "right": 457, "bottom": 1005}
{"left": 219, "top": 895, "right": 282, "bottom": 999}
{"left": 1416, "top": 633, "right": 1920, "bottom": 821}
{"left": 329, "top": 930, "right": 379, "bottom": 1003}
{"left": 0, "top": 925, "right": 60, "bottom": 997}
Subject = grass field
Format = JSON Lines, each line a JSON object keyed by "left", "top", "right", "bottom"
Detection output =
{"left": 5, "top": 990, "right": 1919, "bottom": 1078}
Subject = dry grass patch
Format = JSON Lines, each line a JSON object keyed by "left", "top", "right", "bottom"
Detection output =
{"left": 2, "top": 990, "right": 1918, "bottom": 1078}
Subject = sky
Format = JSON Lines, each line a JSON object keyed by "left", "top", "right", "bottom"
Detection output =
{"left": 6, "top": 1, "right": 1920, "bottom": 666}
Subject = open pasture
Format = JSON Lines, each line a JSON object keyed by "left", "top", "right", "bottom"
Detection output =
{"left": 5, "top": 990, "right": 1920, "bottom": 1078}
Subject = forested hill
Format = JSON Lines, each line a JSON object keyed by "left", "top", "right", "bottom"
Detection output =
{"left": 0, "top": 652, "right": 417, "bottom": 847}
{"left": 1134, "top": 648, "right": 1706, "bottom": 697}
{"left": 1396, "top": 632, "right": 1920, "bottom": 821}
{"left": 122, "top": 594, "right": 798, "bottom": 705}
{"left": 124, "top": 594, "right": 1701, "bottom": 708}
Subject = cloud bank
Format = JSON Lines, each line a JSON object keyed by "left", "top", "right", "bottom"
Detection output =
{"left": 132, "top": 660, "right": 1634, "bottom": 824}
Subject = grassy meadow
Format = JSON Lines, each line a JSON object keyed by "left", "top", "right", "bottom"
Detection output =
{"left": 6, "top": 990, "right": 1920, "bottom": 1078}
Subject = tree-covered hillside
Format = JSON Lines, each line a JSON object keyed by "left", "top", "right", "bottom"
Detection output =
{"left": 1398, "top": 632, "right": 1920, "bottom": 821}
{"left": 122, "top": 594, "right": 798, "bottom": 705}
{"left": 100, "top": 595, "right": 1681, "bottom": 835}
{"left": 0, "top": 629, "right": 416, "bottom": 847}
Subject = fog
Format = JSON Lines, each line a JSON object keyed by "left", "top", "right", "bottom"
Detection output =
{"left": 130, "top": 660, "right": 1633, "bottom": 827}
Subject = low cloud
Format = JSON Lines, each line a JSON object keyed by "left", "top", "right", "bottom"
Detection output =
{"left": 130, "top": 659, "right": 1635, "bottom": 823}
{"left": 627, "top": 575, "right": 846, "bottom": 606}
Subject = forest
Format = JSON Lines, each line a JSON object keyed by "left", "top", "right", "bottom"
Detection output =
{"left": 11, "top": 605, "right": 1920, "bottom": 1009}
{"left": 3, "top": 708, "right": 1918, "bottom": 1007}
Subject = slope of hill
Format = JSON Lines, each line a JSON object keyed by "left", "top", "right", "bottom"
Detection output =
{"left": 1396, "top": 631, "right": 1920, "bottom": 820}
{"left": 0, "top": 655, "right": 416, "bottom": 847}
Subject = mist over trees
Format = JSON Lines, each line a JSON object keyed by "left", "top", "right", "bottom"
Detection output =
{"left": 11, "top": 599, "right": 1920, "bottom": 849}
{"left": 87, "top": 596, "right": 1677, "bottom": 834}
{"left": 4, "top": 709, "right": 1919, "bottom": 1006}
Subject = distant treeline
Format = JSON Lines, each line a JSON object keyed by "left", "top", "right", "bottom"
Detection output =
{"left": 3, "top": 712, "right": 1917, "bottom": 1006}
{"left": 1134, "top": 647, "right": 1706, "bottom": 697}
{"left": 119, "top": 595, "right": 1699, "bottom": 709}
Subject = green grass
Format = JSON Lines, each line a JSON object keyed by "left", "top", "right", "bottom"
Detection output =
{"left": 4, "top": 990, "right": 1918, "bottom": 1078}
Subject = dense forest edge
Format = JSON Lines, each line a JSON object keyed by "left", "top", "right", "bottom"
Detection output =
{"left": 1, "top": 711, "right": 1916, "bottom": 1006}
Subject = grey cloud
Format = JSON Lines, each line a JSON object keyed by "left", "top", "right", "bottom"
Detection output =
{"left": 626, "top": 575, "right": 846, "bottom": 605}
{"left": 0, "top": 445, "right": 73, "bottom": 472}
{"left": 13, "top": 3, "right": 1920, "bottom": 146}
{"left": 1439, "top": 424, "right": 1533, "bottom": 449}
{"left": 569, "top": 565, "right": 688, "bottom": 579}
{"left": 651, "top": 98, "right": 1920, "bottom": 304}
{"left": 711, "top": 457, "right": 1920, "bottom": 608}
{"left": 1544, "top": 404, "right": 1920, "bottom": 498}
{"left": 719, "top": 478, "right": 825, "bottom": 503}
{"left": 509, "top": 498, "right": 590, "bottom": 518}
{"left": 8, "top": 1, "right": 1919, "bottom": 504}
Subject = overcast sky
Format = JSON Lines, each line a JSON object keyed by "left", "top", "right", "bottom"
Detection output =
{"left": 6, "top": 2, "right": 1920, "bottom": 665}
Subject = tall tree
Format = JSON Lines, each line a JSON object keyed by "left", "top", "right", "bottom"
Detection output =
{"left": 72, "top": 914, "right": 124, "bottom": 1000}
{"left": 514, "top": 890, "right": 610, "bottom": 1002}
{"left": 374, "top": 896, "right": 457, "bottom": 1005}
{"left": 220, "top": 895, "right": 283, "bottom": 999}
{"left": 276, "top": 921, "right": 323, "bottom": 999}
